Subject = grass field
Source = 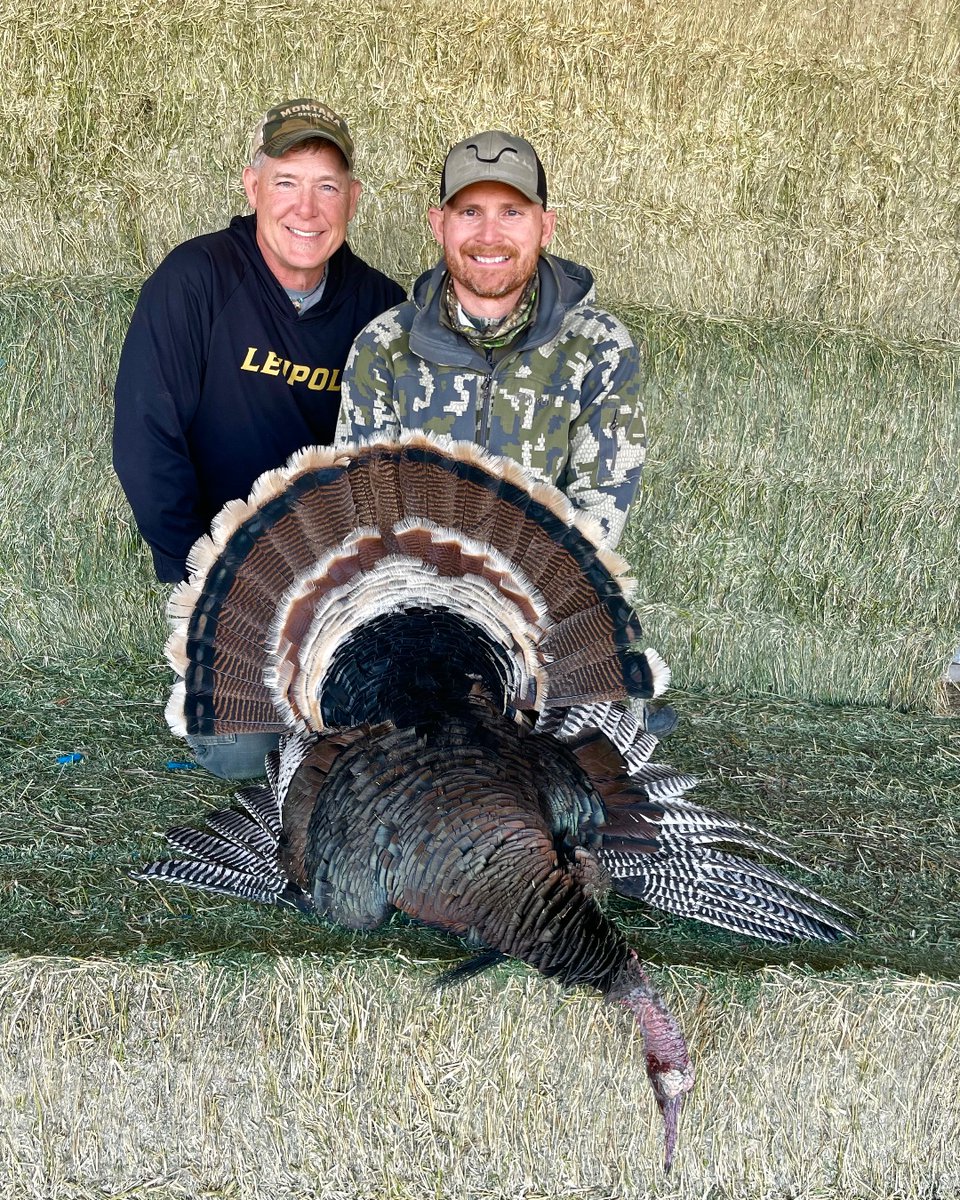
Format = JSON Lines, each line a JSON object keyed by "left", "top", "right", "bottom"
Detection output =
{"left": 1, "top": 659, "right": 958, "bottom": 1196}
{"left": 2, "top": 0, "right": 959, "bottom": 1193}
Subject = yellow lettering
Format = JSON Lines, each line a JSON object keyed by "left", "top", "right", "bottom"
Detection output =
{"left": 261, "top": 351, "right": 282, "bottom": 377}
{"left": 308, "top": 367, "right": 329, "bottom": 391}
{"left": 329, "top": 369, "right": 341, "bottom": 392}
{"left": 288, "top": 364, "right": 310, "bottom": 386}
{"left": 240, "top": 347, "right": 261, "bottom": 372}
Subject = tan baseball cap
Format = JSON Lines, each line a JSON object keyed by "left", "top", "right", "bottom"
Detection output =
{"left": 248, "top": 99, "right": 354, "bottom": 168}
{"left": 438, "top": 131, "right": 547, "bottom": 207}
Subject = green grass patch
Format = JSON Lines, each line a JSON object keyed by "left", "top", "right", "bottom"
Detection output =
{"left": 2, "top": 656, "right": 957, "bottom": 978}
{"left": 1, "top": 654, "right": 958, "bottom": 1197}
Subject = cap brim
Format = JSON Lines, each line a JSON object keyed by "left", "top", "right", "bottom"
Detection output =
{"left": 440, "top": 165, "right": 543, "bottom": 207}
{"left": 262, "top": 130, "right": 353, "bottom": 168}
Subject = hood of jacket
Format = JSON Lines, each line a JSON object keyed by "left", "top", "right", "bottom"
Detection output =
{"left": 408, "top": 252, "right": 596, "bottom": 368}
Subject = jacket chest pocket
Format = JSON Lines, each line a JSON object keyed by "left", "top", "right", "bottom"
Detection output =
{"left": 490, "top": 387, "right": 573, "bottom": 482}
{"left": 393, "top": 370, "right": 478, "bottom": 439}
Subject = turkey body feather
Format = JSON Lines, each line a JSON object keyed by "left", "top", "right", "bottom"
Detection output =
{"left": 134, "top": 433, "right": 851, "bottom": 1172}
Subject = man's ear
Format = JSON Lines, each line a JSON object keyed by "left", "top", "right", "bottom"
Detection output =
{"left": 347, "top": 178, "right": 363, "bottom": 222}
{"left": 427, "top": 207, "right": 445, "bottom": 246}
{"left": 540, "top": 208, "right": 558, "bottom": 248}
{"left": 242, "top": 165, "right": 259, "bottom": 210}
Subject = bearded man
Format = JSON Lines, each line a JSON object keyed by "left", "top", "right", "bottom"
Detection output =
{"left": 336, "top": 130, "right": 647, "bottom": 549}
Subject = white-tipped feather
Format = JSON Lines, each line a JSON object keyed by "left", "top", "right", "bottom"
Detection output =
{"left": 528, "top": 478, "right": 578, "bottom": 525}
{"left": 185, "top": 533, "right": 220, "bottom": 579}
{"left": 247, "top": 466, "right": 296, "bottom": 509}
{"left": 136, "top": 427, "right": 851, "bottom": 1179}
{"left": 644, "top": 647, "right": 672, "bottom": 698}
{"left": 419, "top": 431, "right": 501, "bottom": 475}
{"left": 569, "top": 506, "right": 608, "bottom": 549}
{"left": 495, "top": 453, "right": 542, "bottom": 494}
{"left": 208, "top": 496, "right": 258, "bottom": 547}
{"left": 166, "top": 578, "right": 202, "bottom": 625}
{"left": 165, "top": 680, "right": 188, "bottom": 738}
{"left": 594, "top": 541, "right": 633, "bottom": 581}
{"left": 164, "top": 629, "right": 189, "bottom": 677}
{"left": 283, "top": 443, "right": 347, "bottom": 476}
{"left": 254, "top": 519, "right": 554, "bottom": 734}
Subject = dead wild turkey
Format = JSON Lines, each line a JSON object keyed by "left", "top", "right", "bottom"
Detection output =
{"left": 134, "top": 433, "right": 850, "bottom": 1171}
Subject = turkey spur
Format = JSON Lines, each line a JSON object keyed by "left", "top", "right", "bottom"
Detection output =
{"left": 134, "top": 434, "right": 850, "bottom": 1173}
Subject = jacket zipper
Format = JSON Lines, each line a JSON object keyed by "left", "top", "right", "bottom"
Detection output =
{"left": 604, "top": 410, "right": 619, "bottom": 481}
{"left": 477, "top": 354, "right": 495, "bottom": 446}
{"left": 477, "top": 374, "right": 494, "bottom": 446}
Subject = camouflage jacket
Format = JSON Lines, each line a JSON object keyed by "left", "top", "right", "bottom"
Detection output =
{"left": 337, "top": 253, "right": 647, "bottom": 546}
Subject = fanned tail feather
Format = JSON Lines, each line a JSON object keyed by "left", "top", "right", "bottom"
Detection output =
{"left": 167, "top": 435, "right": 666, "bottom": 741}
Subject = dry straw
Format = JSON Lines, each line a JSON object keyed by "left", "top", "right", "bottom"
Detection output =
{"left": 0, "top": 955, "right": 957, "bottom": 1199}
{"left": 1, "top": 0, "right": 959, "bottom": 340}
{"left": 0, "top": 8, "right": 958, "bottom": 1197}
{"left": 1, "top": 0, "right": 958, "bottom": 707}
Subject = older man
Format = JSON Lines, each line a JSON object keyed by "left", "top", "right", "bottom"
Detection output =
{"left": 337, "top": 130, "right": 647, "bottom": 548}
{"left": 115, "top": 99, "right": 404, "bottom": 585}
{"left": 114, "top": 99, "right": 404, "bottom": 777}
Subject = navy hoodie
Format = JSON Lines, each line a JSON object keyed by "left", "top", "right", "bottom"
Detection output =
{"left": 113, "top": 214, "right": 404, "bottom": 581}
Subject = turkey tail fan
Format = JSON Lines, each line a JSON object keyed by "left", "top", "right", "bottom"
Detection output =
{"left": 164, "top": 433, "right": 666, "bottom": 742}
{"left": 132, "top": 776, "right": 312, "bottom": 913}
{"left": 138, "top": 432, "right": 857, "bottom": 1177}
{"left": 544, "top": 700, "right": 853, "bottom": 944}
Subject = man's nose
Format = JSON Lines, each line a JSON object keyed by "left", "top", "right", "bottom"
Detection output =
{"left": 475, "top": 214, "right": 503, "bottom": 242}
{"left": 295, "top": 187, "right": 321, "bottom": 217}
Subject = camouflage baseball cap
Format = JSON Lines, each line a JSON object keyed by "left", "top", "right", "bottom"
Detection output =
{"left": 248, "top": 98, "right": 355, "bottom": 168}
{"left": 439, "top": 131, "right": 547, "bottom": 207}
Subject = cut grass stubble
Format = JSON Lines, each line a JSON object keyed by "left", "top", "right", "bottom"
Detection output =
{"left": 0, "top": 954, "right": 957, "bottom": 1200}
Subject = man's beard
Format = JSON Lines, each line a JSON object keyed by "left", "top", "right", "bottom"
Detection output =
{"left": 446, "top": 242, "right": 537, "bottom": 302}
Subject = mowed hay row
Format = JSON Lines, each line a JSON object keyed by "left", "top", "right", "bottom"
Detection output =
{"left": 2, "top": 281, "right": 957, "bottom": 708}
{"left": 0, "top": 954, "right": 956, "bottom": 1199}
{"left": 624, "top": 313, "right": 960, "bottom": 709}
{"left": 2, "top": 0, "right": 960, "bottom": 341}
{"left": 0, "top": 282, "right": 165, "bottom": 662}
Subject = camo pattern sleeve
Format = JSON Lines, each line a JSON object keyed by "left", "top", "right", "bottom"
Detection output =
{"left": 557, "top": 313, "right": 647, "bottom": 547}
{"left": 336, "top": 307, "right": 406, "bottom": 446}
